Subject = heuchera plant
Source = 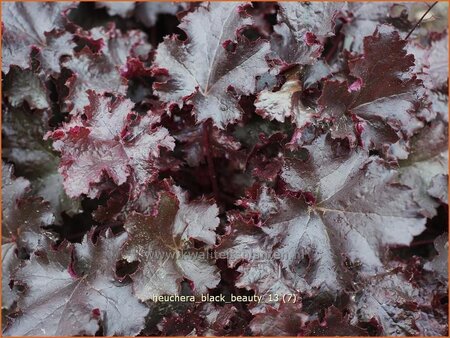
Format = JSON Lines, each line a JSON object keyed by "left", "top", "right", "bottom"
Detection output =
{"left": 1, "top": 1, "right": 448, "bottom": 336}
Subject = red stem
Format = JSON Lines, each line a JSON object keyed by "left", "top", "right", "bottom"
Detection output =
{"left": 392, "top": 239, "right": 436, "bottom": 249}
{"left": 409, "top": 239, "right": 436, "bottom": 247}
{"left": 405, "top": 1, "right": 438, "bottom": 39}
{"left": 203, "top": 120, "right": 220, "bottom": 202}
{"left": 325, "top": 33, "right": 344, "bottom": 63}
{"left": 150, "top": 27, "right": 158, "bottom": 47}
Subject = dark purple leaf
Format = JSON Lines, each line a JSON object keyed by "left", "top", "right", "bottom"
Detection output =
{"left": 121, "top": 186, "right": 220, "bottom": 301}
{"left": 4, "top": 231, "right": 149, "bottom": 336}
{"left": 152, "top": 2, "right": 270, "bottom": 128}
{"left": 2, "top": 2, "right": 76, "bottom": 73}
{"left": 47, "top": 91, "right": 174, "bottom": 198}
